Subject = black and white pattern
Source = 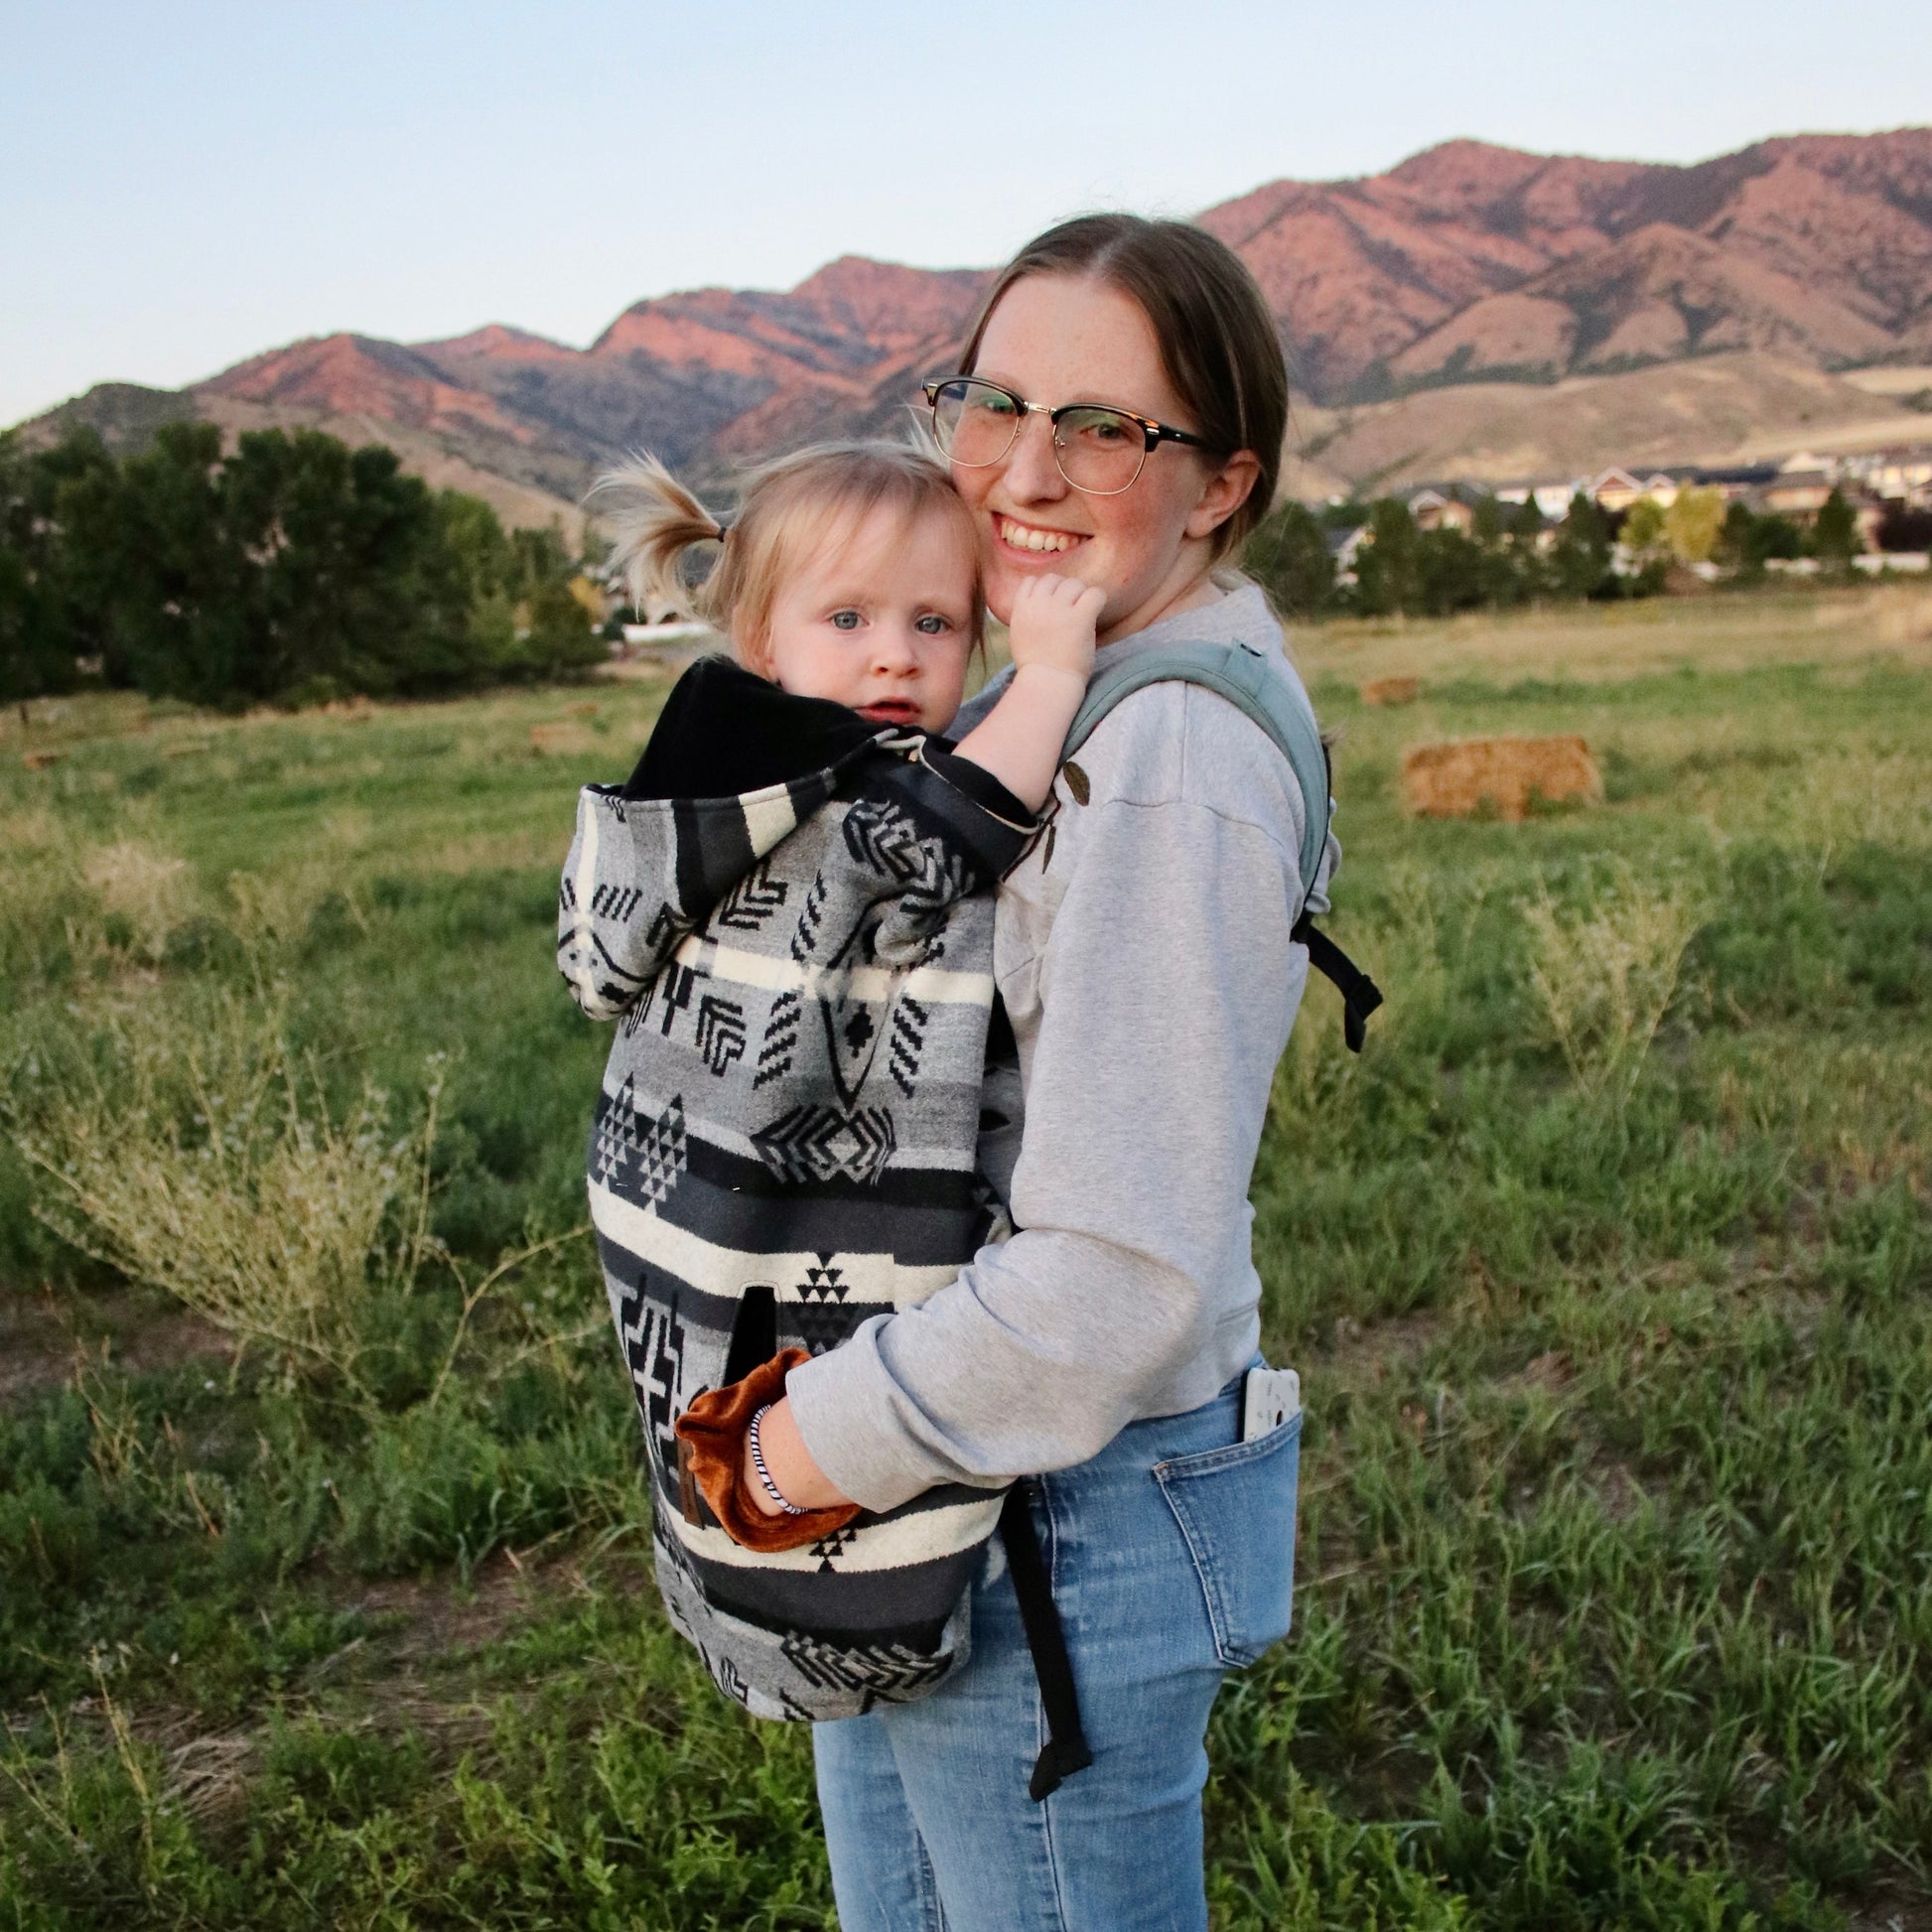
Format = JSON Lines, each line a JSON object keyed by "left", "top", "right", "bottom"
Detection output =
{"left": 560, "top": 659, "right": 1030, "bottom": 1722}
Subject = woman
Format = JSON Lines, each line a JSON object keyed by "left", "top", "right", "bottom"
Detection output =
{"left": 748, "top": 214, "right": 1330, "bottom": 1931}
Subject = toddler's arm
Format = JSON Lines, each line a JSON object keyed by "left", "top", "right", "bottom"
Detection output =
{"left": 951, "top": 575, "right": 1104, "bottom": 812}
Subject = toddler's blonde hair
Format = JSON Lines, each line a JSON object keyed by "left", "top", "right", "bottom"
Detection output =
{"left": 591, "top": 443, "right": 983, "bottom": 674}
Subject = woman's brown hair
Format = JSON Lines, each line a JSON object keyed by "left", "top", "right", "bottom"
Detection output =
{"left": 958, "top": 214, "right": 1288, "bottom": 557}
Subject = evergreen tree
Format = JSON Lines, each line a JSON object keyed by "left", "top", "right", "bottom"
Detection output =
{"left": 1350, "top": 498, "right": 1422, "bottom": 616}
{"left": 1811, "top": 487, "right": 1862, "bottom": 571}
{"left": 1549, "top": 492, "right": 1613, "bottom": 599}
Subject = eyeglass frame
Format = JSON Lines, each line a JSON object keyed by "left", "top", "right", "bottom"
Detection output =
{"left": 921, "top": 375, "right": 1216, "bottom": 495}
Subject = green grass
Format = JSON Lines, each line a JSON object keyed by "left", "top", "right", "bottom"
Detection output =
{"left": 2, "top": 592, "right": 1929, "bottom": 1927}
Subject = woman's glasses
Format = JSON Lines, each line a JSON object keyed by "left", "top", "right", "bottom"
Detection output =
{"left": 922, "top": 376, "right": 1212, "bottom": 496}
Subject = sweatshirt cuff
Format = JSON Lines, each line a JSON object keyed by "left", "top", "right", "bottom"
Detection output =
{"left": 868, "top": 748, "right": 1036, "bottom": 883}
{"left": 918, "top": 746, "right": 1035, "bottom": 832}
{"left": 784, "top": 1321, "right": 954, "bottom": 1514}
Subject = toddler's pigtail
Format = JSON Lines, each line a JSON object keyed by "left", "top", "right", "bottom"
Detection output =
{"left": 589, "top": 454, "right": 728, "bottom": 620}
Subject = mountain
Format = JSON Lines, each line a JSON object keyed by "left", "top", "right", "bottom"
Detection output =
{"left": 21, "top": 129, "right": 1932, "bottom": 518}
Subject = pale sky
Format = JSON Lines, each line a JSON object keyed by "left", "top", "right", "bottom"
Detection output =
{"left": 4, "top": 0, "right": 1925, "bottom": 426}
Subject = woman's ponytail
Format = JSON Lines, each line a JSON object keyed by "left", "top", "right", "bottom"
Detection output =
{"left": 589, "top": 454, "right": 727, "bottom": 620}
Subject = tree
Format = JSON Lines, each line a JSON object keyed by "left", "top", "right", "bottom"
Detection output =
{"left": 1241, "top": 500, "right": 1335, "bottom": 620}
{"left": 1717, "top": 502, "right": 1805, "bottom": 573}
{"left": 1875, "top": 500, "right": 1932, "bottom": 552}
{"left": 441, "top": 494, "right": 601, "bottom": 681}
{"left": 1414, "top": 527, "right": 1488, "bottom": 616}
{"left": 1549, "top": 492, "right": 1613, "bottom": 599}
{"left": 59, "top": 421, "right": 249, "bottom": 703}
{"left": 0, "top": 431, "right": 115, "bottom": 722}
{"left": 1812, "top": 487, "right": 1862, "bottom": 572}
{"left": 1663, "top": 484, "right": 1725, "bottom": 564}
{"left": 1620, "top": 496, "right": 1668, "bottom": 563}
{"left": 1349, "top": 498, "right": 1422, "bottom": 616}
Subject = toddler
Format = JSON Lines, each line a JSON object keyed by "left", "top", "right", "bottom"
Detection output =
{"left": 557, "top": 443, "right": 1099, "bottom": 1720}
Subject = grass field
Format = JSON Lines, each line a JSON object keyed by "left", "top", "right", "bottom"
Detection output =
{"left": 2, "top": 586, "right": 1929, "bottom": 1929}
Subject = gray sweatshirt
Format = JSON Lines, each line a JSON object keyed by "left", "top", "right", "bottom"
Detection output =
{"left": 786, "top": 582, "right": 1337, "bottom": 1513}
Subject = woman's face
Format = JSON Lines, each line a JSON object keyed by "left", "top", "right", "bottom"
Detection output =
{"left": 953, "top": 274, "right": 1261, "bottom": 643}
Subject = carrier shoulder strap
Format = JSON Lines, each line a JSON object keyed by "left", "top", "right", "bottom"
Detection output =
{"left": 1060, "top": 636, "right": 1384, "bottom": 1052}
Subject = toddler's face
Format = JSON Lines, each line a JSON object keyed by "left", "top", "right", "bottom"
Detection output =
{"left": 752, "top": 503, "right": 977, "bottom": 733}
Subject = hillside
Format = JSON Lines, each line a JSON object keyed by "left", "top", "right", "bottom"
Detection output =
{"left": 20, "top": 128, "right": 1931, "bottom": 513}
{"left": 1286, "top": 351, "right": 1932, "bottom": 497}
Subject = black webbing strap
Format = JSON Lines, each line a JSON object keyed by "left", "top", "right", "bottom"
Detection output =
{"left": 1292, "top": 915, "right": 1385, "bottom": 1054}
{"left": 998, "top": 1482, "right": 1092, "bottom": 1801}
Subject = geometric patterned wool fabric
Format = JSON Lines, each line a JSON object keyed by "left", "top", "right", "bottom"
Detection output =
{"left": 559, "top": 661, "right": 1033, "bottom": 1721}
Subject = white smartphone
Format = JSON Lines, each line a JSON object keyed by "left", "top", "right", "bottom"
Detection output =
{"left": 1241, "top": 1365, "right": 1302, "bottom": 1443}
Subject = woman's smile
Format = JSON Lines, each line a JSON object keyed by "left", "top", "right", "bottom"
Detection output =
{"left": 994, "top": 513, "right": 1088, "bottom": 558}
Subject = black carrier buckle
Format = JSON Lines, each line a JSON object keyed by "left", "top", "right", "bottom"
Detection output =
{"left": 1292, "top": 916, "right": 1385, "bottom": 1053}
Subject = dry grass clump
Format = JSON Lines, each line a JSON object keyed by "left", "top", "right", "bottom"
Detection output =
{"left": 225, "top": 863, "right": 356, "bottom": 958}
{"left": 1870, "top": 584, "right": 1932, "bottom": 650}
{"left": 1525, "top": 863, "right": 1704, "bottom": 1103}
{"left": 411, "top": 827, "right": 569, "bottom": 876}
{"left": 83, "top": 840, "right": 197, "bottom": 966}
{"left": 1403, "top": 736, "right": 1603, "bottom": 821}
{"left": 1781, "top": 750, "right": 1932, "bottom": 867}
{"left": 10, "top": 990, "right": 440, "bottom": 1398}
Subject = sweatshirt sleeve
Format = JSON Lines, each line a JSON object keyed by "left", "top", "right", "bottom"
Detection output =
{"left": 784, "top": 785, "right": 1305, "bottom": 1510}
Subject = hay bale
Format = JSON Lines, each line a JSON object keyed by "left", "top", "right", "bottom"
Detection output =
{"left": 1402, "top": 736, "right": 1601, "bottom": 821}
{"left": 1361, "top": 675, "right": 1420, "bottom": 706}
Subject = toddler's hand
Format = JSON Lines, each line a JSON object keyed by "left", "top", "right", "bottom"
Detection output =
{"left": 1007, "top": 574, "right": 1103, "bottom": 683}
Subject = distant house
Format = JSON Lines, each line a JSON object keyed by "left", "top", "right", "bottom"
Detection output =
{"left": 1326, "top": 522, "right": 1373, "bottom": 585}
{"left": 1762, "top": 471, "right": 1836, "bottom": 517}
{"left": 1859, "top": 447, "right": 1932, "bottom": 506}
{"left": 1406, "top": 486, "right": 1476, "bottom": 533}
{"left": 1587, "top": 468, "right": 1647, "bottom": 511}
{"left": 1534, "top": 482, "right": 1584, "bottom": 522}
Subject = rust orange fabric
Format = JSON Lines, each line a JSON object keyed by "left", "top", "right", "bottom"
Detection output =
{"left": 673, "top": 1346, "right": 863, "bottom": 1554}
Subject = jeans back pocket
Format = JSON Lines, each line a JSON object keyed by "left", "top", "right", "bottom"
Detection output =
{"left": 1153, "top": 1415, "right": 1301, "bottom": 1668}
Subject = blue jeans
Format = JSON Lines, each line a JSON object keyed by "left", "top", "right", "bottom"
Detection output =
{"left": 813, "top": 1371, "right": 1302, "bottom": 1932}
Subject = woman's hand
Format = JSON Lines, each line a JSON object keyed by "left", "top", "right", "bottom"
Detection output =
{"left": 743, "top": 1396, "right": 852, "bottom": 1516}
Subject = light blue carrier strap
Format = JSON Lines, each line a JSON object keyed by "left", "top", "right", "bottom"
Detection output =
{"left": 1060, "top": 636, "right": 1331, "bottom": 909}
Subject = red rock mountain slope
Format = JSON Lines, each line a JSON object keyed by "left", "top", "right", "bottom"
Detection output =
{"left": 39, "top": 130, "right": 1932, "bottom": 508}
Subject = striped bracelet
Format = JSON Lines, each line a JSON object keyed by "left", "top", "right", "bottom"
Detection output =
{"left": 748, "top": 1404, "right": 806, "bottom": 1516}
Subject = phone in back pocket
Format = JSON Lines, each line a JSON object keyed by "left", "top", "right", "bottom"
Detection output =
{"left": 1241, "top": 1365, "right": 1302, "bottom": 1443}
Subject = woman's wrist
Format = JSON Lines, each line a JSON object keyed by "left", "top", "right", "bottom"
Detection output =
{"left": 741, "top": 1396, "right": 850, "bottom": 1516}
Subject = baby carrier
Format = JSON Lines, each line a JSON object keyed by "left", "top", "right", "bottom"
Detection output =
{"left": 559, "top": 661, "right": 1031, "bottom": 1730}
{"left": 559, "top": 642, "right": 1378, "bottom": 1800}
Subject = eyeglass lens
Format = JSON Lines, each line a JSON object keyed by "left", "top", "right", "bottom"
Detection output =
{"left": 931, "top": 379, "right": 1146, "bottom": 495}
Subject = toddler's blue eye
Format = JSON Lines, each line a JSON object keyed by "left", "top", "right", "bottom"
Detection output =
{"left": 915, "top": 615, "right": 951, "bottom": 634}
{"left": 829, "top": 610, "right": 862, "bottom": 630}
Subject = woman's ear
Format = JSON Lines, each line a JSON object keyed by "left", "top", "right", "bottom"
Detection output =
{"left": 1183, "top": 450, "right": 1262, "bottom": 541}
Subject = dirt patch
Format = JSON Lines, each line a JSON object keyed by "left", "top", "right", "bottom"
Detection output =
{"left": 1319, "top": 1309, "right": 1452, "bottom": 1384}
{"left": 344, "top": 1564, "right": 551, "bottom": 1663}
{"left": 0, "top": 1289, "right": 234, "bottom": 1408}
